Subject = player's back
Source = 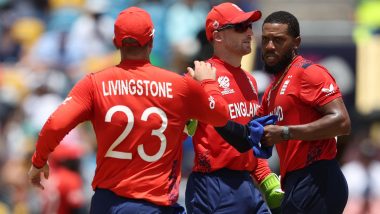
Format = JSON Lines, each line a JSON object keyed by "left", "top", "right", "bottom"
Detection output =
{"left": 86, "top": 59, "right": 227, "bottom": 205}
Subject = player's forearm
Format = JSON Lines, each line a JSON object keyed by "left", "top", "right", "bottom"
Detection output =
{"left": 288, "top": 112, "right": 350, "bottom": 141}
{"left": 214, "top": 120, "right": 253, "bottom": 152}
{"left": 32, "top": 103, "right": 86, "bottom": 167}
{"left": 251, "top": 158, "right": 271, "bottom": 183}
{"left": 285, "top": 97, "right": 351, "bottom": 141}
{"left": 32, "top": 124, "right": 71, "bottom": 167}
{"left": 198, "top": 80, "right": 229, "bottom": 126}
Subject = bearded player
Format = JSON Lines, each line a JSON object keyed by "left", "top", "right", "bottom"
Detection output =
{"left": 257, "top": 11, "right": 351, "bottom": 213}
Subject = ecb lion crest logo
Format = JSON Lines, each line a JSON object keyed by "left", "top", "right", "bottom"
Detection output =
{"left": 212, "top": 20, "right": 219, "bottom": 29}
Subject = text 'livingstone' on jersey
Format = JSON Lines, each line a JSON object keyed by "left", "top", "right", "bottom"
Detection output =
{"left": 102, "top": 80, "right": 173, "bottom": 98}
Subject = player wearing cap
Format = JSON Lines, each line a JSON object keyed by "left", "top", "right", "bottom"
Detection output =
{"left": 185, "top": 3, "right": 283, "bottom": 214}
{"left": 257, "top": 11, "right": 350, "bottom": 213}
{"left": 28, "top": 7, "right": 230, "bottom": 214}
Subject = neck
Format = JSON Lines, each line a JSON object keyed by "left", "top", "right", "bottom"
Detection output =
{"left": 214, "top": 51, "right": 242, "bottom": 67}
{"left": 121, "top": 54, "right": 150, "bottom": 61}
{"left": 120, "top": 50, "right": 150, "bottom": 61}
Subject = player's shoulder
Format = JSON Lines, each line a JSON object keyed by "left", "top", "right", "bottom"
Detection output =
{"left": 87, "top": 66, "right": 117, "bottom": 77}
{"left": 296, "top": 60, "right": 336, "bottom": 84}
{"left": 153, "top": 66, "right": 184, "bottom": 78}
{"left": 293, "top": 57, "right": 328, "bottom": 75}
{"left": 78, "top": 67, "right": 107, "bottom": 87}
{"left": 303, "top": 63, "right": 331, "bottom": 79}
{"left": 207, "top": 58, "right": 225, "bottom": 71}
{"left": 151, "top": 67, "right": 190, "bottom": 87}
{"left": 293, "top": 57, "right": 314, "bottom": 70}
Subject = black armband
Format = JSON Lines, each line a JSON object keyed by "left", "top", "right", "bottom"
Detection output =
{"left": 214, "top": 120, "right": 253, "bottom": 153}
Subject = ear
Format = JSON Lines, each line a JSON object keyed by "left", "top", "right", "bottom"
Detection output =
{"left": 294, "top": 36, "right": 301, "bottom": 50}
{"left": 147, "top": 39, "right": 153, "bottom": 48}
{"left": 213, "top": 31, "right": 223, "bottom": 42}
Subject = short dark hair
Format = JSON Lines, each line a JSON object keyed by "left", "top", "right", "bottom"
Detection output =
{"left": 121, "top": 37, "right": 151, "bottom": 53}
{"left": 122, "top": 38, "right": 143, "bottom": 47}
{"left": 263, "top": 11, "right": 300, "bottom": 38}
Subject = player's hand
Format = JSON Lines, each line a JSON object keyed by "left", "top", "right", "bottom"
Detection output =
{"left": 248, "top": 115, "right": 278, "bottom": 158}
{"left": 259, "top": 173, "right": 284, "bottom": 213}
{"left": 248, "top": 120, "right": 264, "bottom": 148}
{"left": 28, "top": 163, "right": 50, "bottom": 190}
{"left": 263, "top": 125, "right": 284, "bottom": 147}
{"left": 187, "top": 60, "right": 216, "bottom": 81}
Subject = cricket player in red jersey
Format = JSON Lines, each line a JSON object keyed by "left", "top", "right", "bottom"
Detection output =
{"left": 185, "top": 3, "right": 283, "bottom": 214}
{"left": 256, "top": 11, "right": 351, "bottom": 213}
{"left": 28, "top": 7, "right": 230, "bottom": 214}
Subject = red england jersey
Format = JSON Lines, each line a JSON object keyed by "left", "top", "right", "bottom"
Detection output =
{"left": 258, "top": 56, "right": 341, "bottom": 179}
{"left": 32, "top": 59, "right": 229, "bottom": 206}
{"left": 192, "top": 56, "right": 271, "bottom": 183}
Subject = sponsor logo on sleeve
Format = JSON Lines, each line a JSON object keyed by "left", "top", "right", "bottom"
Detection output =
{"left": 321, "top": 83, "right": 335, "bottom": 96}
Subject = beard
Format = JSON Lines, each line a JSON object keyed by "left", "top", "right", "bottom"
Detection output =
{"left": 263, "top": 49, "right": 294, "bottom": 75}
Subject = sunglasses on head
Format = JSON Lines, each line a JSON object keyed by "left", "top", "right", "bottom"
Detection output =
{"left": 217, "top": 22, "right": 253, "bottom": 33}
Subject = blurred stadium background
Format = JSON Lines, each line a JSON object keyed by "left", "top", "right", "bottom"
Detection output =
{"left": 0, "top": 0, "right": 380, "bottom": 213}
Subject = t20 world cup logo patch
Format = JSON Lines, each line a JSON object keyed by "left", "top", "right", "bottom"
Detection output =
{"left": 218, "top": 76, "right": 235, "bottom": 95}
{"left": 218, "top": 76, "right": 230, "bottom": 88}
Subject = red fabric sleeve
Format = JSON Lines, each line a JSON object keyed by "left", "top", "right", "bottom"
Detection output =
{"left": 32, "top": 75, "right": 93, "bottom": 168}
{"left": 184, "top": 77, "right": 229, "bottom": 127}
{"left": 299, "top": 65, "right": 342, "bottom": 107}
{"left": 251, "top": 158, "right": 272, "bottom": 183}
